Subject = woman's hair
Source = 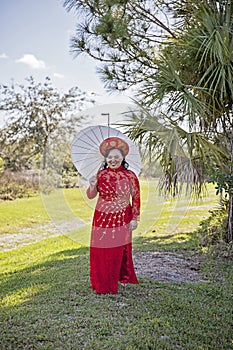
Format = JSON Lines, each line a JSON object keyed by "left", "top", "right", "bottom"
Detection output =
{"left": 100, "top": 148, "right": 129, "bottom": 170}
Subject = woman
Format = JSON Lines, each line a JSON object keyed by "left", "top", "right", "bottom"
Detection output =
{"left": 86, "top": 137, "right": 140, "bottom": 294}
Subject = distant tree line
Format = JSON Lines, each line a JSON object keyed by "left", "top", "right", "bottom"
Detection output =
{"left": 0, "top": 76, "right": 95, "bottom": 199}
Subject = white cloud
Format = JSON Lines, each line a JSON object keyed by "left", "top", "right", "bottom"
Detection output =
{"left": 16, "top": 54, "right": 47, "bottom": 70}
{"left": 53, "top": 72, "right": 64, "bottom": 79}
{"left": 0, "top": 53, "right": 8, "bottom": 59}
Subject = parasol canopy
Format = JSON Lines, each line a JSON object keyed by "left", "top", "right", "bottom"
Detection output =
{"left": 71, "top": 125, "right": 141, "bottom": 180}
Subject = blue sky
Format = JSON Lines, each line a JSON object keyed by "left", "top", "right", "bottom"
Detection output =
{"left": 0, "top": 0, "right": 131, "bottom": 105}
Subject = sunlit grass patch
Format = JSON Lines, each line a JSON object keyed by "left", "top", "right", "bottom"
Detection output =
{"left": 137, "top": 181, "right": 218, "bottom": 236}
{"left": 0, "top": 196, "right": 50, "bottom": 234}
{"left": 1, "top": 284, "right": 49, "bottom": 307}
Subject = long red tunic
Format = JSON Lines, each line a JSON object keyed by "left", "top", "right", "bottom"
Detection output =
{"left": 87, "top": 165, "right": 140, "bottom": 294}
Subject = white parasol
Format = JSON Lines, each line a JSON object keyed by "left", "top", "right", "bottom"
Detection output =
{"left": 71, "top": 125, "right": 141, "bottom": 180}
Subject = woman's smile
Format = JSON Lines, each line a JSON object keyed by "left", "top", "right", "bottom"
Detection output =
{"left": 106, "top": 149, "right": 124, "bottom": 169}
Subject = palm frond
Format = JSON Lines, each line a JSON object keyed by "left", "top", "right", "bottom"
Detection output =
{"left": 122, "top": 104, "right": 229, "bottom": 196}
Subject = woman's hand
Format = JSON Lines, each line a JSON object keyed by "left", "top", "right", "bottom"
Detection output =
{"left": 89, "top": 175, "right": 97, "bottom": 189}
{"left": 129, "top": 220, "right": 138, "bottom": 231}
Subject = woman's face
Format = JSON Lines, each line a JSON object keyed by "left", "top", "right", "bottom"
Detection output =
{"left": 106, "top": 148, "right": 124, "bottom": 169}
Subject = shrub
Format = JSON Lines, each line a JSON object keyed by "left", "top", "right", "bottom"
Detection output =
{"left": 0, "top": 170, "right": 39, "bottom": 200}
{"left": 198, "top": 200, "right": 228, "bottom": 246}
{"left": 61, "top": 169, "right": 79, "bottom": 188}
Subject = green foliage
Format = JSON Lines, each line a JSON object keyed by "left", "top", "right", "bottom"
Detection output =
{"left": 0, "top": 140, "right": 40, "bottom": 171}
{"left": 0, "top": 76, "right": 94, "bottom": 171}
{"left": 209, "top": 166, "right": 233, "bottom": 197}
{"left": 124, "top": 108, "right": 228, "bottom": 197}
{"left": 139, "top": 2, "right": 233, "bottom": 131}
{"left": 181, "top": 3, "right": 233, "bottom": 118}
{"left": 198, "top": 201, "right": 228, "bottom": 245}
{"left": 0, "top": 170, "right": 39, "bottom": 200}
{"left": 64, "top": 0, "right": 177, "bottom": 90}
{"left": 61, "top": 168, "right": 79, "bottom": 188}
{"left": 95, "top": 12, "right": 130, "bottom": 46}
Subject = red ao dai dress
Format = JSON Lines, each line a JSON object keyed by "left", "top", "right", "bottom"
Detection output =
{"left": 86, "top": 165, "right": 140, "bottom": 294}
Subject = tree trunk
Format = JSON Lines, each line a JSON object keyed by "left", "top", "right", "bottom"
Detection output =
{"left": 42, "top": 135, "right": 49, "bottom": 170}
{"left": 227, "top": 126, "right": 233, "bottom": 242}
{"left": 227, "top": 196, "right": 233, "bottom": 242}
{"left": 42, "top": 146, "right": 47, "bottom": 170}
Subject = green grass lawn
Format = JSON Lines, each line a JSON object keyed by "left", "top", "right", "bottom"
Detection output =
{"left": 0, "top": 182, "right": 232, "bottom": 349}
{"left": 0, "top": 196, "right": 50, "bottom": 234}
{"left": 0, "top": 235, "right": 232, "bottom": 349}
{"left": 0, "top": 181, "right": 219, "bottom": 252}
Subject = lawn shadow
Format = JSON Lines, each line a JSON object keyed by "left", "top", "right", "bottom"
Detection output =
{"left": 0, "top": 246, "right": 90, "bottom": 302}
{"left": 133, "top": 230, "right": 201, "bottom": 252}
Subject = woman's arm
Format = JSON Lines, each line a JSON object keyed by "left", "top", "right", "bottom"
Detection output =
{"left": 86, "top": 175, "right": 98, "bottom": 199}
{"left": 129, "top": 171, "right": 140, "bottom": 221}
